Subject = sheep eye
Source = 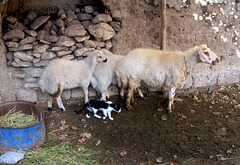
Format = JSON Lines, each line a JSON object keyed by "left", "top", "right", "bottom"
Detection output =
{"left": 204, "top": 51, "right": 209, "bottom": 56}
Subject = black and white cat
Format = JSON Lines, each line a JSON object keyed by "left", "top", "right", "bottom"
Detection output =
{"left": 75, "top": 99, "right": 121, "bottom": 120}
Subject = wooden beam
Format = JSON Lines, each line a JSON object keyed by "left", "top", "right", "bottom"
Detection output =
{"left": 160, "top": 0, "right": 167, "bottom": 50}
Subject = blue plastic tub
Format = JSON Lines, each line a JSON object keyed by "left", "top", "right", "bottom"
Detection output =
{"left": 0, "top": 101, "right": 46, "bottom": 151}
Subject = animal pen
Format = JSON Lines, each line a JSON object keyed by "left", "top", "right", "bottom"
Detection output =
{"left": 0, "top": 0, "right": 240, "bottom": 164}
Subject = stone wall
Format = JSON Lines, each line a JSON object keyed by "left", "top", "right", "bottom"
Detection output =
{"left": 1, "top": 2, "right": 120, "bottom": 103}
{"left": 0, "top": 0, "right": 239, "bottom": 104}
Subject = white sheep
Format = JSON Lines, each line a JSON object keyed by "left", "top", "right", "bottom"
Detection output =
{"left": 91, "top": 49, "right": 144, "bottom": 100}
{"left": 38, "top": 50, "right": 107, "bottom": 111}
{"left": 115, "top": 45, "right": 220, "bottom": 113}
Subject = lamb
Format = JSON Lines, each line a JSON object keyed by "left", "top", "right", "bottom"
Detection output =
{"left": 38, "top": 50, "right": 107, "bottom": 111}
{"left": 90, "top": 49, "right": 144, "bottom": 100}
{"left": 115, "top": 45, "right": 220, "bottom": 113}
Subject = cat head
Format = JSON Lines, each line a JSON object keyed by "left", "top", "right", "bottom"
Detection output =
{"left": 110, "top": 103, "right": 121, "bottom": 113}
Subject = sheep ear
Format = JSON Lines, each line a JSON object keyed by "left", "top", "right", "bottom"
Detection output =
{"left": 198, "top": 50, "right": 209, "bottom": 63}
{"left": 89, "top": 55, "right": 97, "bottom": 69}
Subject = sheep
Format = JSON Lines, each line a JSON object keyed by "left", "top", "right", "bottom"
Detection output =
{"left": 115, "top": 45, "right": 220, "bottom": 113}
{"left": 90, "top": 49, "right": 144, "bottom": 100}
{"left": 38, "top": 50, "right": 107, "bottom": 111}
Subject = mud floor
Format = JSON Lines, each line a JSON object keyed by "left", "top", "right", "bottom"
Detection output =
{"left": 44, "top": 84, "right": 240, "bottom": 164}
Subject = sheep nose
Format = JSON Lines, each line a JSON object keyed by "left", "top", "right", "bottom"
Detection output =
{"left": 103, "top": 59, "right": 107, "bottom": 62}
{"left": 212, "top": 58, "right": 220, "bottom": 65}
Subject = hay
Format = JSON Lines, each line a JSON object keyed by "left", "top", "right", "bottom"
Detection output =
{"left": 0, "top": 106, "right": 39, "bottom": 128}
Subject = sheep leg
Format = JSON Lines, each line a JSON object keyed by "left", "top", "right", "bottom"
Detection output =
{"left": 56, "top": 97, "right": 65, "bottom": 111}
{"left": 167, "top": 87, "right": 176, "bottom": 114}
{"left": 101, "top": 90, "right": 109, "bottom": 100}
{"left": 126, "top": 85, "right": 134, "bottom": 109}
{"left": 47, "top": 96, "right": 53, "bottom": 111}
{"left": 82, "top": 86, "right": 89, "bottom": 103}
{"left": 119, "top": 87, "right": 125, "bottom": 100}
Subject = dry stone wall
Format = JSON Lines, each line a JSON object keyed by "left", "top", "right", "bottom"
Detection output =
{"left": 0, "top": 0, "right": 240, "bottom": 104}
{"left": 1, "top": 5, "right": 120, "bottom": 102}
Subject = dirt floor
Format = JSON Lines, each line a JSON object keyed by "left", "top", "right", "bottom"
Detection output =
{"left": 44, "top": 84, "right": 240, "bottom": 165}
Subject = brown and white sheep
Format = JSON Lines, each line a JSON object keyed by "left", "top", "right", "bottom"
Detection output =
{"left": 115, "top": 45, "right": 220, "bottom": 113}
{"left": 38, "top": 50, "right": 107, "bottom": 111}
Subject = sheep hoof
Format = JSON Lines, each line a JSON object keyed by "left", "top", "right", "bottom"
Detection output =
{"left": 120, "top": 96, "right": 125, "bottom": 100}
{"left": 48, "top": 107, "right": 53, "bottom": 111}
{"left": 125, "top": 105, "right": 132, "bottom": 110}
{"left": 167, "top": 108, "right": 173, "bottom": 114}
{"left": 60, "top": 108, "right": 66, "bottom": 112}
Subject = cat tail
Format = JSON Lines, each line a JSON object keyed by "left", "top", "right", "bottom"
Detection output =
{"left": 74, "top": 103, "right": 88, "bottom": 114}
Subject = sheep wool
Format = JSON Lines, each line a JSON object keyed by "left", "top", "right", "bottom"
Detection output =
{"left": 115, "top": 45, "right": 220, "bottom": 113}
{"left": 38, "top": 50, "right": 107, "bottom": 111}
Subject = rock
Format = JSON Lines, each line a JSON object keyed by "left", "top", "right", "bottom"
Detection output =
{"left": 11, "top": 21, "right": 26, "bottom": 31}
{"left": 20, "top": 37, "right": 36, "bottom": 45}
{"left": 74, "top": 35, "right": 90, "bottom": 42}
{"left": 37, "top": 30, "right": 48, "bottom": 40}
{"left": 0, "top": 152, "right": 24, "bottom": 164}
{"left": 6, "top": 52, "right": 14, "bottom": 61}
{"left": 57, "top": 50, "right": 72, "bottom": 57}
{"left": 67, "top": 9, "right": 77, "bottom": 20}
{"left": 16, "top": 89, "right": 37, "bottom": 102}
{"left": 105, "top": 40, "right": 112, "bottom": 50}
{"left": 58, "top": 8, "right": 65, "bottom": 17}
{"left": 24, "top": 30, "right": 38, "bottom": 37}
{"left": 45, "top": 35, "right": 59, "bottom": 43}
{"left": 23, "top": 19, "right": 29, "bottom": 26}
{"left": 12, "top": 60, "right": 32, "bottom": 67}
{"left": 23, "top": 68, "right": 44, "bottom": 77}
{"left": 56, "top": 36, "right": 75, "bottom": 47}
{"left": 94, "top": 40, "right": 105, "bottom": 48}
{"left": 5, "top": 41, "right": 19, "bottom": 48}
{"left": 33, "top": 45, "right": 47, "bottom": 54}
{"left": 18, "top": 44, "right": 33, "bottom": 51}
{"left": 41, "top": 51, "right": 57, "bottom": 60}
{"left": 49, "top": 46, "right": 68, "bottom": 52}
{"left": 84, "top": 40, "right": 97, "bottom": 48}
{"left": 84, "top": 6, "right": 94, "bottom": 13}
{"left": 75, "top": 43, "right": 84, "bottom": 48}
{"left": 110, "top": 21, "right": 121, "bottom": 31}
{"left": 27, "top": 11, "right": 37, "bottom": 21}
{"left": 56, "top": 18, "right": 65, "bottom": 28}
{"left": 14, "top": 51, "right": 34, "bottom": 62}
{"left": 67, "top": 19, "right": 81, "bottom": 26}
{"left": 6, "top": 16, "right": 17, "bottom": 24}
{"left": 2, "top": 29, "right": 25, "bottom": 40}
{"left": 25, "top": 83, "right": 39, "bottom": 88}
{"left": 44, "top": 20, "right": 52, "bottom": 30}
{"left": 65, "top": 24, "right": 86, "bottom": 37}
{"left": 30, "top": 16, "right": 50, "bottom": 30}
{"left": 88, "top": 23, "right": 116, "bottom": 41}
{"left": 92, "top": 14, "right": 112, "bottom": 24}
{"left": 58, "top": 27, "right": 65, "bottom": 35}
{"left": 32, "top": 58, "right": 40, "bottom": 64}
{"left": 77, "top": 13, "right": 93, "bottom": 21}
{"left": 74, "top": 47, "right": 95, "bottom": 56}
{"left": 33, "top": 60, "right": 50, "bottom": 67}
{"left": 61, "top": 54, "right": 75, "bottom": 60}
{"left": 32, "top": 53, "right": 41, "bottom": 58}
{"left": 81, "top": 20, "right": 91, "bottom": 29}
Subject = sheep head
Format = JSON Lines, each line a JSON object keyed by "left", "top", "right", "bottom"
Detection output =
{"left": 89, "top": 50, "right": 107, "bottom": 69}
{"left": 198, "top": 45, "right": 220, "bottom": 65}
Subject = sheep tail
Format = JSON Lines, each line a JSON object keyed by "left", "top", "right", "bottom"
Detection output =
{"left": 74, "top": 103, "right": 88, "bottom": 114}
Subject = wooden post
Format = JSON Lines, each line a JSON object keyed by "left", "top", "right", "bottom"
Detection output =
{"left": 160, "top": 0, "right": 167, "bottom": 50}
